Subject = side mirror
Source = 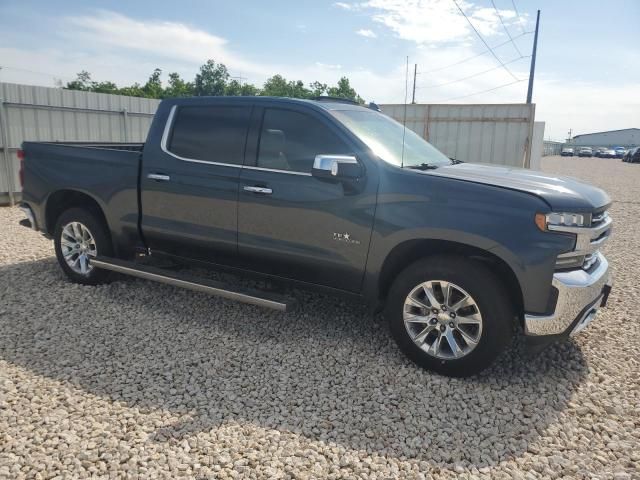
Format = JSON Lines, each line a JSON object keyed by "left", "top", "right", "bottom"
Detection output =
{"left": 312, "top": 154, "right": 362, "bottom": 180}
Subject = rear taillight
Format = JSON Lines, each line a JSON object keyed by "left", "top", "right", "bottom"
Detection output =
{"left": 17, "top": 149, "right": 25, "bottom": 187}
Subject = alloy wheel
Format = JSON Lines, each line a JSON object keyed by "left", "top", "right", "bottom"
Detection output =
{"left": 60, "top": 221, "right": 97, "bottom": 275}
{"left": 403, "top": 280, "right": 483, "bottom": 360}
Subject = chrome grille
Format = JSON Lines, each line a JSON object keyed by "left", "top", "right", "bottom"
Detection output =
{"left": 591, "top": 211, "right": 608, "bottom": 227}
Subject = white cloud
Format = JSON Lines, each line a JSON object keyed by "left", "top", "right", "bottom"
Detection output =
{"left": 356, "top": 28, "right": 377, "bottom": 38}
{"left": 1, "top": 9, "right": 636, "bottom": 141}
{"left": 333, "top": 2, "right": 355, "bottom": 10}
{"left": 315, "top": 62, "right": 343, "bottom": 70}
{"left": 340, "top": 0, "right": 526, "bottom": 44}
{"left": 64, "top": 10, "right": 267, "bottom": 77}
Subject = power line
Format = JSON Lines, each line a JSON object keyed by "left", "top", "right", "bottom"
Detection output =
{"left": 510, "top": 0, "right": 527, "bottom": 33}
{"left": 434, "top": 78, "right": 526, "bottom": 102}
{"left": 416, "top": 55, "right": 529, "bottom": 89}
{"left": 416, "top": 31, "right": 531, "bottom": 75}
{"left": 491, "top": 0, "right": 522, "bottom": 56}
{"left": 451, "top": 0, "right": 519, "bottom": 81}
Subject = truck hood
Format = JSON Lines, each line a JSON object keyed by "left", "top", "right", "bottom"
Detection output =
{"left": 425, "top": 162, "right": 610, "bottom": 211}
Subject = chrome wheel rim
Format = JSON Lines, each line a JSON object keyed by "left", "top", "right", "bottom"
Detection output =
{"left": 61, "top": 222, "right": 97, "bottom": 275}
{"left": 403, "top": 280, "right": 483, "bottom": 360}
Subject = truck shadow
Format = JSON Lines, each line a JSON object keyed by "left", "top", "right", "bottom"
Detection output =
{"left": 0, "top": 258, "right": 588, "bottom": 468}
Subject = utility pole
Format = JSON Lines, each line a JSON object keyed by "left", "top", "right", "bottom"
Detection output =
{"left": 411, "top": 64, "right": 417, "bottom": 104}
{"left": 526, "top": 9, "right": 540, "bottom": 104}
{"left": 230, "top": 75, "right": 247, "bottom": 85}
{"left": 567, "top": 128, "right": 572, "bottom": 142}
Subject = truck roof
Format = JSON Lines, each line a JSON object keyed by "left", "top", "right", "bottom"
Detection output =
{"left": 160, "top": 96, "right": 370, "bottom": 112}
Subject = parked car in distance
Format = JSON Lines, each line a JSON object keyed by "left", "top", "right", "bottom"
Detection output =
{"left": 18, "top": 96, "right": 614, "bottom": 377}
{"left": 624, "top": 147, "right": 640, "bottom": 163}
{"left": 561, "top": 147, "right": 574, "bottom": 156}
{"left": 594, "top": 147, "right": 606, "bottom": 157}
{"left": 622, "top": 148, "right": 635, "bottom": 162}
{"left": 614, "top": 147, "right": 626, "bottom": 158}
{"left": 600, "top": 148, "right": 617, "bottom": 158}
{"left": 578, "top": 147, "right": 593, "bottom": 157}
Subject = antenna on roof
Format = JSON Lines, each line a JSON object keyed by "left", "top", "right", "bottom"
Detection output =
{"left": 401, "top": 56, "right": 409, "bottom": 169}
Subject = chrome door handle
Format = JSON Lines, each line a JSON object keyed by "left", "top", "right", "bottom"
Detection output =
{"left": 147, "top": 173, "right": 171, "bottom": 181}
{"left": 243, "top": 186, "right": 272, "bottom": 194}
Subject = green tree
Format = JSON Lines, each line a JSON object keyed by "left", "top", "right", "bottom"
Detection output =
{"left": 66, "top": 71, "right": 95, "bottom": 91}
{"left": 261, "top": 75, "right": 312, "bottom": 98}
{"left": 225, "top": 79, "right": 259, "bottom": 96}
{"left": 194, "top": 60, "right": 229, "bottom": 96}
{"left": 92, "top": 81, "right": 119, "bottom": 95}
{"left": 240, "top": 83, "right": 259, "bottom": 96}
{"left": 142, "top": 68, "right": 164, "bottom": 99}
{"left": 327, "top": 76, "right": 364, "bottom": 103}
{"left": 63, "top": 64, "right": 365, "bottom": 103}
{"left": 261, "top": 74, "right": 290, "bottom": 97}
{"left": 117, "top": 83, "right": 144, "bottom": 98}
{"left": 309, "top": 81, "right": 328, "bottom": 97}
{"left": 164, "top": 72, "right": 194, "bottom": 98}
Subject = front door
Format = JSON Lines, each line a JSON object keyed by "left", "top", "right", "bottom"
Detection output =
{"left": 237, "top": 106, "right": 377, "bottom": 292}
{"left": 140, "top": 102, "right": 252, "bottom": 262}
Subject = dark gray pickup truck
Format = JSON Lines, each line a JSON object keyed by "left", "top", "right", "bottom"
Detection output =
{"left": 19, "top": 96, "right": 613, "bottom": 376}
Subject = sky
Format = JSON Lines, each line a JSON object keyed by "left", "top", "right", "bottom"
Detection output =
{"left": 0, "top": 0, "right": 638, "bottom": 140}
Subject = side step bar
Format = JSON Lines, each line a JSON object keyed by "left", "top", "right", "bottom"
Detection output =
{"left": 91, "top": 256, "right": 294, "bottom": 312}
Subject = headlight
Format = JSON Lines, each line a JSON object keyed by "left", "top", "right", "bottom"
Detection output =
{"left": 535, "top": 212, "right": 586, "bottom": 231}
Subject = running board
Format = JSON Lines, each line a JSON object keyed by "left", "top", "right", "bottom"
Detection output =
{"left": 91, "top": 256, "right": 293, "bottom": 312}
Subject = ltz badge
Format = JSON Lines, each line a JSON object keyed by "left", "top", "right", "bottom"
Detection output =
{"left": 333, "top": 232, "right": 361, "bottom": 245}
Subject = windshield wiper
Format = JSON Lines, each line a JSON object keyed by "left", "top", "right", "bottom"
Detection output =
{"left": 449, "top": 157, "right": 464, "bottom": 164}
{"left": 405, "top": 163, "right": 440, "bottom": 170}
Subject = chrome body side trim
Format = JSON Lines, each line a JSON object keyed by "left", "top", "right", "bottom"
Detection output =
{"left": 524, "top": 252, "right": 611, "bottom": 336}
{"left": 243, "top": 165, "right": 312, "bottom": 176}
{"left": 159, "top": 104, "right": 177, "bottom": 154}
{"left": 159, "top": 104, "right": 312, "bottom": 176}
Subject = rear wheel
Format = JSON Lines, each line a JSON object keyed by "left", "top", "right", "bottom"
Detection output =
{"left": 54, "top": 208, "right": 112, "bottom": 285}
{"left": 385, "top": 255, "right": 514, "bottom": 377}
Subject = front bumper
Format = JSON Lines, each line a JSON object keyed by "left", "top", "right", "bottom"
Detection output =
{"left": 524, "top": 252, "right": 612, "bottom": 337}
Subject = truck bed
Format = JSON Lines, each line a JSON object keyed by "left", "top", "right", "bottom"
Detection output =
{"left": 21, "top": 141, "right": 144, "bottom": 253}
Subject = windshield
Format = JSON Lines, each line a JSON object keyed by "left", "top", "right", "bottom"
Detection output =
{"left": 331, "top": 109, "right": 452, "bottom": 168}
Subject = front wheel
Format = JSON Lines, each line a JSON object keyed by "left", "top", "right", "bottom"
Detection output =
{"left": 385, "top": 255, "right": 514, "bottom": 377}
{"left": 54, "top": 207, "right": 113, "bottom": 285}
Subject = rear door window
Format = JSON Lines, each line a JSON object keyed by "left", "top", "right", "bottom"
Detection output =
{"left": 168, "top": 105, "right": 251, "bottom": 165}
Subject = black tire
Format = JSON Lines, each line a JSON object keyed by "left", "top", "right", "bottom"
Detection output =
{"left": 54, "top": 207, "right": 113, "bottom": 285}
{"left": 385, "top": 255, "right": 514, "bottom": 377}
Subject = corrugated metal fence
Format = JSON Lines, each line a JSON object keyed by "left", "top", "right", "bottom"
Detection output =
{"left": 543, "top": 141, "right": 564, "bottom": 156}
{"left": 1, "top": 83, "right": 540, "bottom": 205}
{"left": 0, "top": 82, "right": 160, "bottom": 205}
{"left": 379, "top": 103, "right": 536, "bottom": 168}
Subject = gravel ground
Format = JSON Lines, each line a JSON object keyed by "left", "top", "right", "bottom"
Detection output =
{"left": 1, "top": 155, "right": 638, "bottom": 479}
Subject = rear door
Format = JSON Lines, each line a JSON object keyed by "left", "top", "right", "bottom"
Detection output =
{"left": 140, "top": 101, "right": 252, "bottom": 263}
{"left": 237, "top": 105, "right": 377, "bottom": 292}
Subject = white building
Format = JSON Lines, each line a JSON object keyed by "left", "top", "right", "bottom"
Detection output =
{"left": 571, "top": 128, "right": 639, "bottom": 147}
